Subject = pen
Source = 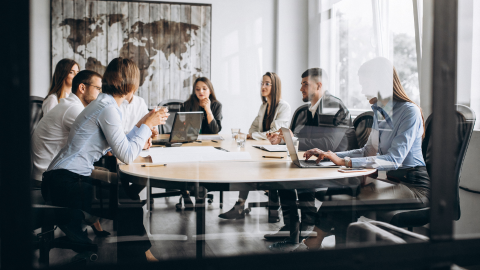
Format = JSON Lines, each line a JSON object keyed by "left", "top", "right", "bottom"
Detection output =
{"left": 141, "top": 164, "right": 167, "bottom": 167}
{"left": 262, "top": 156, "right": 284, "bottom": 159}
{"left": 211, "top": 140, "right": 218, "bottom": 143}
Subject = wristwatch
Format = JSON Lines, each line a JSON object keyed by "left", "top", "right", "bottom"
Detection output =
{"left": 344, "top": 157, "right": 351, "bottom": 168}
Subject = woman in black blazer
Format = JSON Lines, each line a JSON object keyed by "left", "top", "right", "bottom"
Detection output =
{"left": 183, "top": 77, "right": 223, "bottom": 134}
{"left": 177, "top": 77, "right": 223, "bottom": 210}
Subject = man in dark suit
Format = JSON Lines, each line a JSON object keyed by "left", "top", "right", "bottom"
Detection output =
{"left": 266, "top": 68, "right": 352, "bottom": 250}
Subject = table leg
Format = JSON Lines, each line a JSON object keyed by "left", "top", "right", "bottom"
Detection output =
{"left": 268, "top": 190, "right": 280, "bottom": 223}
{"left": 146, "top": 178, "right": 151, "bottom": 214}
{"left": 195, "top": 184, "right": 206, "bottom": 259}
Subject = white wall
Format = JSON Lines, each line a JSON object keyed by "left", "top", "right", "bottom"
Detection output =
{"left": 277, "top": 0, "right": 309, "bottom": 113}
{"left": 30, "top": 0, "right": 310, "bottom": 134}
{"left": 30, "top": 0, "right": 51, "bottom": 97}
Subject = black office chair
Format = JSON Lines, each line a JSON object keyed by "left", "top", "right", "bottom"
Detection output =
{"left": 378, "top": 105, "right": 475, "bottom": 230}
{"left": 157, "top": 99, "right": 184, "bottom": 134}
{"left": 30, "top": 96, "right": 44, "bottom": 136}
{"left": 353, "top": 111, "right": 374, "bottom": 148}
{"left": 32, "top": 189, "right": 99, "bottom": 267}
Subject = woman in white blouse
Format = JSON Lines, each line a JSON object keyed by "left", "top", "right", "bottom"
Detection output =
{"left": 219, "top": 72, "right": 291, "bottom": 220}
{"left": 247, "top": 72, "right": 291, "bottom": 140}
{"left": 42, "top": 59, "right": 80, "bottom": 115}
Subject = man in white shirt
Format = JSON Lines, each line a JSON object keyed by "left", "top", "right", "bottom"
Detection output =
{"left": 119, "top": 93, "right": 158, "bottom": 135}
{"left": 31, "top": 70, "right": 103, "bottom": 184}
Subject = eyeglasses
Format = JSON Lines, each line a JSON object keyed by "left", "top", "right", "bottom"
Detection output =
{"left": 260, "top": 82, "right": 272, "bottom": 87}
{"left": 84, "top": 83, "right": 102, "bottom": 92}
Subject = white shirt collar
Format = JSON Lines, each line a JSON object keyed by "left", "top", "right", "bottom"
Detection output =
{"left": 308, "top": 97, "right": 322, "bottom": 117}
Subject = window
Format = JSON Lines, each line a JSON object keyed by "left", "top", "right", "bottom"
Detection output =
{"left": 319, "top": 0, "right": 420, "bottom": 115}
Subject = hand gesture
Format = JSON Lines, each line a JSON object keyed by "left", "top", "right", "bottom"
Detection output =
{"left": 199, "top": 97, "right": 211, "bottom": 111}
{"left": 143, "top": 137, "right": 152, "bottom": 150}
{"left": 142, "top": 108, "right": 170, "bottom": 129}
{"left": 266, "top": 132, "right": 282, "bottom": 145}
{"left": 151, "top": 126, "right": 159, "bottom": 139}
{"left": 303, "top": 148, "right": 326, "bottom": 163}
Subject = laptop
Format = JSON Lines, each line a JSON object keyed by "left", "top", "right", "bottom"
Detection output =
{"left": 281, "top": 127, "right": 340, "bottom": 168}
{"left": 153, "top": 112, "right": 203, "bottom": 145}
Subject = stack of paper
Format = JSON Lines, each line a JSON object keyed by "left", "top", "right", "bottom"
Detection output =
{"left": 253, "top": 145, "right": 287, "bottom": 152}
{"left": 197, "top": 135, "right": 224, "bottom": 140}
{"left": 139, "top": 146, "right": 251, "bottom": 164}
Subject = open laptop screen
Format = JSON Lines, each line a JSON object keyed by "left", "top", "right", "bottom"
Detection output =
{"left": 169, "top": 112, "right": 203, "bottom": 143}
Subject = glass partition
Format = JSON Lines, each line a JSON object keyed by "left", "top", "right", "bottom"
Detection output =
{"left": 20, "top": 0, "right": 480, "bottom": 268}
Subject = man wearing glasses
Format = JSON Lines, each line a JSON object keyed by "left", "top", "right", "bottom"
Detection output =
{"left": 32, "top": 70, "right": 103, "bottom": 188}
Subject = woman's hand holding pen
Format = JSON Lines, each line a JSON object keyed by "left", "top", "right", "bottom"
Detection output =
{"left": 266, "top": 132, "right": 282, "bottom": 145}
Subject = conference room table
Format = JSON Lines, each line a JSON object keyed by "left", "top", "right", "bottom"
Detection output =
{"left": 117, "top": 134, "right": 378, "bottom": 258}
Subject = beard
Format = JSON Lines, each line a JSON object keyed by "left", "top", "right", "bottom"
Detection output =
{"left": 302, "top": 96, "right": 309, "bottom": 102}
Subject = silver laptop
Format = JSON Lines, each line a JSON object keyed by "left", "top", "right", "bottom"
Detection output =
{"left": 281, "top": 127, "right": 340, "bottom": 168}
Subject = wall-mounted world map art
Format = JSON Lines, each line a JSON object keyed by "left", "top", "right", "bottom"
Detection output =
{"left": 51, "top": 0, "right": 212, "bottom": 107}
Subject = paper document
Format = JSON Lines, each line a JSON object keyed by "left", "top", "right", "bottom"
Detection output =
{"left": 197, "top": 135, "right": 224, "bottom": 140}
{"left": 138, "top": 146, "right": 251, "bottom": 164}
{"left": 253, "top": 145, "right": 287, "bottom": 152}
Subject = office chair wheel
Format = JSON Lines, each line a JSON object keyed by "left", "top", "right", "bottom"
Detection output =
{"left": 244, "top": 208, "right": 251, "bottom": 214}
{"left": 208, "top": 199, "right": 213, "bottom": 204}
{"left": 220, "top": 203, "right": 223, "bottom": 209}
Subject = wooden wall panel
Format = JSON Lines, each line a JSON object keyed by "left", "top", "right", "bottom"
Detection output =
{"left": 51, "top": 0, "right": 211, "bottom": 107}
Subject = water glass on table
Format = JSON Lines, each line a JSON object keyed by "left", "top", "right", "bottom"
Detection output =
{"left": 231, "top": 128, "right": 240, "bottom": 138}
{"left": 235, "top": 133, "right": 247, "bottom": 148}
{"left": 286, "top": 137, "right": 299, "bottom": 160}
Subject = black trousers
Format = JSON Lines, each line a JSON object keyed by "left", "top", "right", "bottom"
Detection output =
{"left": 42, "top": 169, "right": 151, "bottom": 261}
{"left": 278, "top": 189, "right": 316, "bottom": 227}
{"left": 314, "top": 167, "right": 430, "bottom": 234}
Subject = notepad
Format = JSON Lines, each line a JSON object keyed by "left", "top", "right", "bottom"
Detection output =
{"left": 253, "top": 145, "right": 287, "bottom": 152}
{"left": 138, "top": 146, "right": 251, "bottom": 164}
{"left": 197, "top": 135, "right": 225, "bottom": 141}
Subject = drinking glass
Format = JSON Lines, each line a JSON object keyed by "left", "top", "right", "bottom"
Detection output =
{"left": 286, "top": 137, "right": 299, "bottom": 160}
{"left": 231, "top": 128, "right": 240, "bottom": 138}
{"left": 236, "top": 133, "right": 247, "bottom": 148}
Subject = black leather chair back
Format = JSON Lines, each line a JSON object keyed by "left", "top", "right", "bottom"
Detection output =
{"left": 157, "top": 99, "right": 184, "bottom": 134}
{"left": 352, "top": 111, "right": 374, "bottom": 148}
{"left": 421, "top": 105, "right": 476, "bottom": 220}
{"left": 30, "top": 96, "right": 44, "bottom": 136}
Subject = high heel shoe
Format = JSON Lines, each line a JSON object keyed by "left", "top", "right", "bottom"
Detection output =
{"left": 176, "top": 192, "right": 195, "bottom": 210}
{"left": 90, "top": 225, "right": 111, "bottom": 237}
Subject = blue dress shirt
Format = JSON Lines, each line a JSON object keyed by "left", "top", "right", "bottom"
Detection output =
{"left": 47, "top": 93, "right": 152, "bottom": 176}
{"left": 336, "top": 101, "right": 425, "bottom": 170}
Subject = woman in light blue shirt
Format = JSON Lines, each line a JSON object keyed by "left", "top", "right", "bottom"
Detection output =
{"left": 298, "top": 57, "right": 430, "bottom": 251}
{"left": 43, "top": 58, "right": 168, "bottom": 262}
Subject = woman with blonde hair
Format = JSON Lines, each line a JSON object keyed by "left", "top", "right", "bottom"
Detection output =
{"left": 218, "top": 72, "right": 291, "bottom": 219}
{"left": 283, "top": 57, "right": 430, "bottom": 251}
{"left": 43, "top": 59, "right": 80, "bottom": 115}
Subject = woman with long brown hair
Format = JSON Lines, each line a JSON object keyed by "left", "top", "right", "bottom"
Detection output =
{"left": 218, "top": 72, "right": 291, "bottom": 220}
{"left": 183, "top": 77, "right": 222, "bottom": 134}
{"left": 175, "top": 77, "right": 223, "bottom": 210}
{"left": 247, "top": 72, "right": 291, "bottom": 140}
{"left": 43, "top": 59, "right": 80, "bottom": 115}
{"left": 276, "top": 57, "right": 430, "bottom": 251}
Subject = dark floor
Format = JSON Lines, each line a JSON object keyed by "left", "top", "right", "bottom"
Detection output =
{"left": 33, "top": 189, "right": 433, "bottom": 268}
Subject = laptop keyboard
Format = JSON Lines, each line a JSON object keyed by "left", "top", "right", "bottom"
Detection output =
{"left": 299, "top": 160, "right": 320, "bottom": 167}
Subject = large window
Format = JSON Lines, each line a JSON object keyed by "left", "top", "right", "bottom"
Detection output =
{"left": 319, "top": 0, "right": 420, "bottom": 114}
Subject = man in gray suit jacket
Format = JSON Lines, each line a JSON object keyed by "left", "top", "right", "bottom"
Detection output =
{"left": 266, "top": 68, "right": 353, "bottom": 250}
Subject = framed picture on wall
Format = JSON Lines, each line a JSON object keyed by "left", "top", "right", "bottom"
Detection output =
{"left": 51, "top": 0, "right": 212, "bottom": 107}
